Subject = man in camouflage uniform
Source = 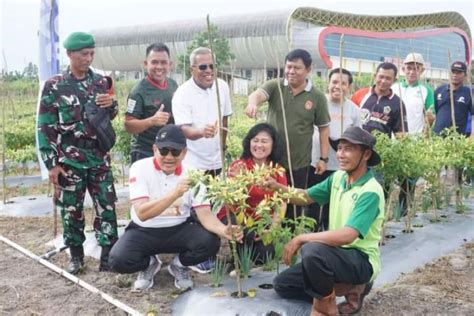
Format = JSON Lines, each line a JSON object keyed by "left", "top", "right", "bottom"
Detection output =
{"left": 37, "top": 32, "right": 118, "bottom": 274}
{"left": 124, "top": 43, "right": 178, "bottom": 163}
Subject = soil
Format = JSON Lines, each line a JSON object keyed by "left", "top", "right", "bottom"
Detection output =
{"left": 1, "top": 208, "right": 473, "bottom": 315}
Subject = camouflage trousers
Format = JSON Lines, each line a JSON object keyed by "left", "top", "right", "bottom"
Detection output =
{"left": 56, "top": 163, "right": 118, "bottom": 247}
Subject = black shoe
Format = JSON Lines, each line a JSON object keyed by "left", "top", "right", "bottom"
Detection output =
{"left": 67, "top": 245, "right": 84, "bottom": 275}
{"left": 99, "top": 246, "right": 112, "bottom": 272}
{"left": 67, "top": 257, "right": 84, "bottom": 274}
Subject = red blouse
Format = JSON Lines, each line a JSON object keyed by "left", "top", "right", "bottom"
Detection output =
{"left": 217, "top": 158, "right": 287, "bottom": 220}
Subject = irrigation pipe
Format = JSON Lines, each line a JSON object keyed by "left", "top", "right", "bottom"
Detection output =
{"left": 0, "top": 235, "right": 141, "bottom": 316}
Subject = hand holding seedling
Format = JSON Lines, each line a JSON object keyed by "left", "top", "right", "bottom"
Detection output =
{"left": 223, "top": 224, "right": 243, "bottom": 241}
{"left": 174, "top": 177, "right": 190, "bottom": 197}
{"left": 202, "top": 123, "right": 217, "bottom": 138}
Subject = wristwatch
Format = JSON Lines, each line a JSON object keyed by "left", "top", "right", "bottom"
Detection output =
{"left": 319, "top": 157, "right": 329, "bottom": 163}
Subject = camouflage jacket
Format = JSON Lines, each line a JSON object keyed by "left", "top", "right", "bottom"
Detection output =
{"left": 37, "top": 69, "right": 118, "bottom": 170}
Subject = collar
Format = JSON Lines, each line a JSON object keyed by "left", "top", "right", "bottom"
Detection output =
{"left": 400, "top": 79, "right": 421, "bottom": 88}
{"left": 65, "top": 67, "right": 93, "bottom": 81}
{"left": 370, "top": 85, "right": 395, "bottom": 100}
{"left": 191, "top": 77, "right": 215, "bottom": 92}
{"left": 153, "top": 158, "right": 183, "bottom": 176}
{"left": 146, "top": 75, "right": 169, "bottom": 90}
{"left": 340, "top": 169, "right": 374, "bottom": 191}
{"left": 283, "top": 78, "right": 312, "bottom": 92}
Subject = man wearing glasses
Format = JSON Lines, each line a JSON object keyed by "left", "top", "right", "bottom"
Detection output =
{"left": 109, "top": 125, "right": 241, "bottom": 291}
{"left": 172, "top": 47, "right": 233, "bottom": 177}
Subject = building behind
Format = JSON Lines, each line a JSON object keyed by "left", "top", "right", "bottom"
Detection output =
{"left": 91, "top": 7, "right": 471, "bottom": 84}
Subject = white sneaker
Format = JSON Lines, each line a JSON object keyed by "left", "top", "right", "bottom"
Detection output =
{"left": 168, "top": 259, "right": 194, "bottom": 290}
{"left": 133, "top": 255, "right": 162, "bottom": 291}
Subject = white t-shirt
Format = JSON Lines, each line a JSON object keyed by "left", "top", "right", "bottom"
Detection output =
{"left": 392, "top": 81, "right": 433, "bottom": 134}
{"left": 172, "top": 78, "right": 233, "bottom": 170}
{"left": 129, "top": 157, "right": 209, "bottom": 228}
{"left": 311, "top": 96, "right": 361, "bottom": 171}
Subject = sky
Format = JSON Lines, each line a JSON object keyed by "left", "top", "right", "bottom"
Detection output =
{"left": 0, "top": 0, "right": 472, "bottom": 72}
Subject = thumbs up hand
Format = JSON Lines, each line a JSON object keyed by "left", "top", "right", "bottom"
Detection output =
{"left": 149, "top": 104, "right": 170, "bottom": 127}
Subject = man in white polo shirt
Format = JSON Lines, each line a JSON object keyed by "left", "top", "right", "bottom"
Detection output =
{"left": 172, "top": 47, "right": 232, "bottom": 176}
{"left": 109, "top": 125, "right": 239, "bottom": 291}
{"left": 392, "top": 53, "right": 434, "bottom": 216}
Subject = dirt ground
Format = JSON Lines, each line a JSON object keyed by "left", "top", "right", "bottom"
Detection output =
{"left": 1, "top": 211, "right": 473, "bottom": 315}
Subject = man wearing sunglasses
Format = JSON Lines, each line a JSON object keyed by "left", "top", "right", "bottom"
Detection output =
{"left": 109, "top": 124, "right": 241, "bottom": 291}
{"left": 172, "top": 47, "right": 233, "bottom": 177}
{"left": 125, "top": 43, "right": 178, "bottom": 163}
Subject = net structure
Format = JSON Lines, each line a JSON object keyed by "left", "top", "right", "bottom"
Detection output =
{"left": 291, "top": 7, "right": 471, "bottom": 41}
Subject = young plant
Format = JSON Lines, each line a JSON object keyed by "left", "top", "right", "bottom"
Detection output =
{"left": 237, "top": 243, "right": 255, "bottom": 279}
{"left": 210, "top": 255, "right": 227, "bottom": 288}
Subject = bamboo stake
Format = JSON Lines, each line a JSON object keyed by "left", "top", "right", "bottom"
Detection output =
{"left": 206, "top": 15, "right": 226, "bottom": 179}
{"left": 272, "top": 48, "right": 295, "bottom": 219}
{"left": 338, "top": 34, "right": 345, "bottom": 136}
{"left": 395, "top": 48, "right": 406, "bottom": 134}
{"left": 206, "top": 15, "right": 243, "bottom": 297}
{"left": 447, "top": 50, "right": 456, "bottom": 130}
{"left": 0, "top": 235, "right": 141, "bottom": 315}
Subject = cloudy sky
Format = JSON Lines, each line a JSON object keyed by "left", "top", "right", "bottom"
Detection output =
{"left": 0, "top": 0, "right": 472, "bottom": 71}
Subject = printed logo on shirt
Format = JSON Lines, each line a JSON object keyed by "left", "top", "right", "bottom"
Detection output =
{"left": 127, "top": 99, "right": 137, "bottom": 113}
{"left": 437, "top": 93, "right": 442, "bottom": 101}
{"left": 154, "top": 99, "right": 162, "bottom": 106}
{"left": 304, "top": 100, "right": 314, "bottom": 110}
{"left": 383, "top": 106, "right": 391, "bottom": 115}
{"left": 129, "top": 177, "right": 137, "bottom": 183}
{"left": 360, "top": 108, "right": 371, "bottom": 125}
{"left": 457, "top": 96, "right": 466, "bottom": 104}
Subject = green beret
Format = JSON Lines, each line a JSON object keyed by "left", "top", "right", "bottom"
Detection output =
{"left": 63, "top": 32, "right": 95, "bottom": 51}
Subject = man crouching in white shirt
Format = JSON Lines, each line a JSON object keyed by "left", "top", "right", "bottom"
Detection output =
{"left": 109, "top": 124, "right": 241, "bottom": 291}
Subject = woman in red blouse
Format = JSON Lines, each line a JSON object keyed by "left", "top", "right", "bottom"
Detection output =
{"left": 218, "top": 123, "right": 287, "bottom": 264}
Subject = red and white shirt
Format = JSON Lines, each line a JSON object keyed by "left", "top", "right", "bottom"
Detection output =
{"left": 129, "top": 157, "right": 209, "bottom": 228}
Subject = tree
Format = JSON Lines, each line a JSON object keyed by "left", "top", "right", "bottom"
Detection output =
{"left": 22, "top": 62, "right": 38, "bottom": 80}
{"left": 176, "top": 24, "right": 234, "bottom": 79}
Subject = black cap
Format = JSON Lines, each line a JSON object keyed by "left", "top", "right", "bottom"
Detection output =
{"left": 451, "top": 61, "right": 467, "bottom": 73}
{"left": 329, "top": 126, "right": 381, "bottom": 166}
{"left": 155, "top": 125, "right": 186, "bottom": 150}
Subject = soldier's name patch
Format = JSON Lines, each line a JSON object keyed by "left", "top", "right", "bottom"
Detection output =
{"left": 127, "top": 99, "right": 137, "bottom": 113}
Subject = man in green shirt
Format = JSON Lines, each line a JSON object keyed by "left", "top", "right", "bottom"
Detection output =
{"left": 245, "top": 49, "right": 330, "bottom": 220}
{"left": 264, "top": 126, "right": 384, "bottom": 315}
{"left": 125, "top": 43, "right": 178, "bottom": 163}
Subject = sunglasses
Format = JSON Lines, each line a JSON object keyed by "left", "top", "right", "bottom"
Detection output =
{"left": 193, "top": 64, "right": 214, "bottom": 71}
{"left": 158, "top": 147, "right": 182, "bottom": 157}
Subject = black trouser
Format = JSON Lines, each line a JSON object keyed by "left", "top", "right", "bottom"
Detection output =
{"left": 307, "top": 167, "right": 334, "bottom": 232}
{"left": 109, "top": 219, "right": 220, "bottom": 273}
{"left": 131, "top": 151, "right": 152, "bottom": 164}
{"left": 285, "top": 166, "right": 310, "bottom": 220}
{"left": 273, "top": 242, "right": 373, "bottom": 301}
{"left": 221, "top": 215, "right": 275, "bottom": 265}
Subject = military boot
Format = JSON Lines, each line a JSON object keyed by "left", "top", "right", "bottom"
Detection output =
{"left": 99, "top": 245, "right": 112, "bottom": 272}
{"left": 67, "top": 245, "right": 84, "bottom": 275}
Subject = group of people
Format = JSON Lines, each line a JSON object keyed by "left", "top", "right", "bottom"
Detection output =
{"left": 37, "top": 30, "right": 472, "bottom": 315}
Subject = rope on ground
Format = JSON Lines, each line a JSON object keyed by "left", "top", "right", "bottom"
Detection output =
{"left": 0, "top": 235, "right": 142, "bottom": 316}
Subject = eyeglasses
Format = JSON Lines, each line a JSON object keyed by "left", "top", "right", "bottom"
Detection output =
{"left": 158, "top": 147, "right": 182, "bottom": 157}
{"left": 193, "top": 64, "right": 214, "bottom": 71}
